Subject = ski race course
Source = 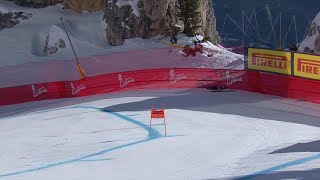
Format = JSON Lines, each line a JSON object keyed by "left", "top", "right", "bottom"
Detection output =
{"left": 1, "top": 2, "right": 320, "bottom": 179}
{"left": 1, "top": 89, "right": 320, "bottom": 180}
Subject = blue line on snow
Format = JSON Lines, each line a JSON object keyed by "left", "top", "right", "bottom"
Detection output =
{"left": 0, "top": 106, "right": 162, "bottom": 178}
{"left": 2, "top": 105, "right": 319, "bottom": 179}
{"left": 101, "top": 109, "right": 161, "bottom": 138}
{"left": 0, "top": 139, "right": 151, "bottom": 178}
{"left": 237, "top": 153, "right": 320, "bottom": 180}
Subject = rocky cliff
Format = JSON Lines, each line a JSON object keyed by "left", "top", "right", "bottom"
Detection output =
{"left": 104, "top": 0, "right": 219, "bottom": 46}
{"left": 63, "top": 0, "right": 105, "bottom": 12}
{"left": 7, "top": 0, "right": 105, "bottom": 11}
{"left": 8, "top": 0, "right": 62, "bottom": 8}
{"left": 3, "top": 0, "right": 219, "bottom": 47}
{"left": 298, "top": 12, "right": 320, "bottom": 54}
{"left": 200, "top": 0, "right": 219, "bottom": 43}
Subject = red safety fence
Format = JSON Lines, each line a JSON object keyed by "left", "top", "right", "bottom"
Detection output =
{"left": 0, "top": 68, "right": 248, "bottom": 106}
{"left": 2, "top": 44, "right": 320, "bottom": 106}
{"left": 247, "top": 71, "right": 320, "bottom": 104}
{"left": 2, "top": 67, "right": 320, "bottom": 106}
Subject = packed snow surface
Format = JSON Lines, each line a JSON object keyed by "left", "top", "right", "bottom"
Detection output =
{"left": 1, "top": 89, "right": 320, "bottom": 179}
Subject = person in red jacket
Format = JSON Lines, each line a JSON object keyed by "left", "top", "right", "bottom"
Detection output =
{"left": 181, "top": 41, "right": 216, "bottom": 58}
{"left": 182, "top": 45, "right": 193, "bottom": 57}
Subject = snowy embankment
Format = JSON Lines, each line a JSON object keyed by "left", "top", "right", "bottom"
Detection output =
{"left": 0, "top": 1, "right": 243, "bottom": 88}
{"left": 1, "top": 89, "right": 320, "bottom": 179}
{"left": 298, "top": 11, "right": 320, "bottom": 54}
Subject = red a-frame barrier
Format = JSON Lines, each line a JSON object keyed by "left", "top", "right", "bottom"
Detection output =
{"left": 150, "top": 104, "right": 167, "bottom": 137}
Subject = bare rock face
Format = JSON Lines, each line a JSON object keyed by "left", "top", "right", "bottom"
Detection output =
{"left": 298, "top": 12, "right": 320, "bottom": 54}
{"left": 63, "top": 0, "right": 105, "bottom": 12}
{"left": 104, "top": 0, "right": 219, "bottom": 46}
{"left": 8, "top": 0, "right": 62, "bottom": 8}
{"left": 199, "top": 0, "right": 219, "bottom": 43}
{"left": 105, "top": 0, "right": 179, "bottom": 46}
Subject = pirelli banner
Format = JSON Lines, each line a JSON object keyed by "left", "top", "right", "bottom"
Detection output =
{"left": 294, "top": 53, "right": 320, "bottom": 80}
{"left": 247, "top": 48, "right": 292, "bottom": 75}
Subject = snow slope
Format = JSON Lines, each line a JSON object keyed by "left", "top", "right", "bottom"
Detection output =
{"left": 0, "top": 1, "right": 244, "bottom": 89}
{"left": 0, "top": 1, "right": 242, "bottom": 68}
{"left": 1, "top": 89, "right": 320, "bottom": 179}
{"left": 0, "top": 1, "right": 244, "bottom": 88}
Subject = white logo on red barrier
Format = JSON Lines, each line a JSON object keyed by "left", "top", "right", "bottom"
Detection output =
{"left": 119, "top": 74, "right": 134, "bottom": 88}
{"left": 32, "top": 85, "right": 47, "bottom": 98}
{"left": 71, "top": 82, "right": 86, "bottom": 95}
{"left": 170, "top": 69, "right": 187, "bottom": 84}
{"left": 226, "top": 70, "right": 243, "bottom": 85}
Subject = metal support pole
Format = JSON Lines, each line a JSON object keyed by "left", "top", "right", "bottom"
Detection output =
{"left": 60, "top": 17, "right": 86, "bottom": 79}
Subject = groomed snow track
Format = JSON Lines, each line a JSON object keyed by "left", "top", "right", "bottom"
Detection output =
{"left": 1, "top": 89, "right": 320, "bottom": 180}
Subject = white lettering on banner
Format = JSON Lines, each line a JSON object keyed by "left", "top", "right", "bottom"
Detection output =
{"left": 226, "top": 70, "right": 243, "bottom": 86}
{"left": 32, "top": 85, "right": 47, "bottom": 98}
{"left": 71, "top": 82, "right": 86, "bottom": 96}
{"left": 170, "top": 69, "right": 187, "bottom": 84}
{"left": 119, "top": 74, "right": 135, "bottom": 88}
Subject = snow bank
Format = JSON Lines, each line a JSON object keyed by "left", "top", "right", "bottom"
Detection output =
{"left": 0, "top": 0, "right": 244, "bottom": 89}
{"left": 115, "top": 0, "right": 140, "bottom": 17}
{"left": 298, "top": 12, "right": 320, "bottom": 54}
{"left": 0, "top": 6, "right": 9, "bottom": 13}
{"left": 0, "top": 0, "right": 26, "bottom": 13}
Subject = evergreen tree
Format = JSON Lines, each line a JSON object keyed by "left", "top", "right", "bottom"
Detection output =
{"left": 177, "top": 0, "right": 202, "bottom": 36}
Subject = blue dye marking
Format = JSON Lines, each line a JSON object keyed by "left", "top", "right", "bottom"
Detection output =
{"left": 237, "top": 153, "right": 320, "bottom": 180}
{"left": 0, "top": 139, "right": 151, "bottom": 178}
{"left": 4, "top": 105, "right": 318, "bottom": 179}
{"left": 101, "top": 109, "right": 161, "bottom": 138}
{"left": 0, "top": 106, "right": 163, "bottom": 178}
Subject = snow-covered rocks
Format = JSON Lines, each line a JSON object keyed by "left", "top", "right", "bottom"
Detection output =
{"left": 298, "top": 12, "right": 320, "bottom": 54}
{"left": 0, "top": 11, "right": 32, "bottom": 30}
{"left": 43, "top": 25, "right": 68, "bottom": 56}
{"left": 9, "top": 0, "right": 62, "bottom": 8}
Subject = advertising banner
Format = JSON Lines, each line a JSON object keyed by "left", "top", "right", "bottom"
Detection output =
{"left": 294, "top": 53, "right": 320, "bottom": 80}
{"left": 248, "top": 48, "right": 291, "bottom": 75}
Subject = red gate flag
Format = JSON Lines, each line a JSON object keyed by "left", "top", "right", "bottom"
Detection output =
{"left": 150, "top": 104, "right": 167, "bottom": 136}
